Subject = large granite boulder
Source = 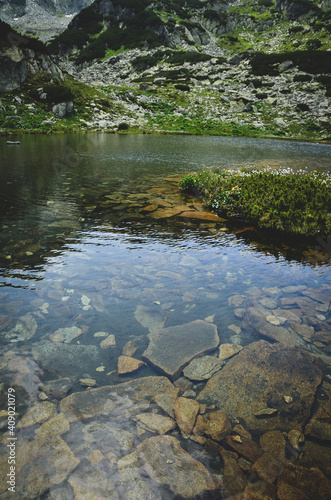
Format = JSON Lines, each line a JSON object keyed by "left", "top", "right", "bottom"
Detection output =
{"left": 142, "top": 320, "right": 220, "bottom": 380}
{"left": 197, "top": 340, "right": 322, "bottom": 432}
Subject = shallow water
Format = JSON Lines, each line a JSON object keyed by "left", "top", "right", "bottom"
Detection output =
{"left": 0, "top": 134, "right": 330, "bottom": 499}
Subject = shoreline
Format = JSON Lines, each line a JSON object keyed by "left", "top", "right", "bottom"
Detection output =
{"left": 1, "top": 127, "right": 331, "bottom": 145}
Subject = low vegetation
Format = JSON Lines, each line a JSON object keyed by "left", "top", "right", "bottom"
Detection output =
{"left": 179, "top": 168, "right": 331, "bottom": 238}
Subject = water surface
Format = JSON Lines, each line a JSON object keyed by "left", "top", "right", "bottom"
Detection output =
{"left": 0, "top": 134, "right": 330, "bottom": 499}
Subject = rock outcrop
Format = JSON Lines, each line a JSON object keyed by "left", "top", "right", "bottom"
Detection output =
{"left": 0, "top": 20, "right": 63, "bottom": 91}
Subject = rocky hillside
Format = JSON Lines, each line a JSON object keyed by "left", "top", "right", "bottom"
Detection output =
{"left": 0, "top": 20, "right": 63, "bottom": 92}
{"left": 0, "top": 0, "right": 94, "bottom": 41}
{"left": 0, "top": 0, "right": 331, "bottom": 141}
{"left": 49, "top": 0, "right": 330, "bottom": 63}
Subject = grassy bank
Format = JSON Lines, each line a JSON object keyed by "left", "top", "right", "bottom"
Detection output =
{"left": 179, "top": 168, "right": 331, "bottom": 238}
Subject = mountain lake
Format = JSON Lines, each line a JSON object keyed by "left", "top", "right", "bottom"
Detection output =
{"left": 0, "top": 133, "right": 330, "bottom": 499}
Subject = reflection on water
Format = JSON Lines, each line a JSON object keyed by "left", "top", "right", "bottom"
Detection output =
{"left": 0, "top": 134, "right": 330, "bottom": 499}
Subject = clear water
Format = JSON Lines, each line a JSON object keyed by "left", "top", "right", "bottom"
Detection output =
{"left": 0, "top": 134, "right": 330, "bottom": 499}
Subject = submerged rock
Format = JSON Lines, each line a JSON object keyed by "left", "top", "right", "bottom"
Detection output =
{"left": 0, "top": 315, "right": 11, "bottom": 331}
{"left": 0, "top": 434, "right": 79, "bottom": 499}
{"left": 134, "top": 304, "right": 167, "bottom": 333}
{"left": 117, "top": 356, "right": 146, "bottom": 375}
{"left": 117, "top": 450, "right": 160, "bottom": 500}
{"left": 31, "top": 341, "right": 100, "bottom": 380}
{"left": 177, "top": 210, "right": 226, "bottom": 222}
{"left": 60, "top": 376, "right": 177, "bottom": 422}
{"left": 219, "top": 343, "right": 243, "bottom": 361}
{"left": 197, "top": 340, "right": 322, "bottom": 432}
{"left": 5, "top": 313, "right": 37, "bottom": 342}
{"left": 142, "top": 320, "right": 220, "bottom": 380}
{"left": 130, "top": 435, "right": 221, "bottom": 498}
{"left": 17, "top": 401, "right": 57, "bottom": 429}
{"left": 183, "top": 355, "right": 224, "bottom": 381}
{"left": 99, "top": 334, "right": 116, "bottom": 349}
{"left": 50, "top": 326, "right": 83, "bottom": 343}
{"left": 152, "top": 388, "right": 180, "bottom": 418}
{"left": 221, "top": 449, "right": 247, "bottom": 497}
{"left": 68, "top": 469, "right": 118, "bottom": 500}
{"left": 281, "top": 285, "right": 307, "bottom": 294}
{"left": 174, "top": 397, "right": 200, "bottom": 438}
{"left": 244, "top": 301, "right": 304, "bottom": 346}
{"left": 224, "top": 435, "right": 263, "bottom": 463}
{"left": 122, "top": 340, "right": 139, "bottom": 357}
{"left": 79, "top": 378, "right": 98, "bottom": 388}
{"left": 305, "top": 387, "right": 331, "bottom": 442}
{"left": 302, "top": 286, "right": 331, "bottom": 306}
{"left": 194, "top": 410, "right": 232, "bottom": 442}
{"left": 277, "top": 463, "right": 331, "bottom": 500}
{"left": 134, "top": 412, "right": 176, "bottom": 434}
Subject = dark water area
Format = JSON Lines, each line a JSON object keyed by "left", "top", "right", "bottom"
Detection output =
{"left": 0, "top": 133, "right": 330, "bottom": 499}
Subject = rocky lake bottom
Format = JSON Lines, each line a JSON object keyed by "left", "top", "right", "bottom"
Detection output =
{"left": 0, "top": 134, "right": 330, "bottom": 499}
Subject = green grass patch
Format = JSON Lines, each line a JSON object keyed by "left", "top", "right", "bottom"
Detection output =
{"left": 179, "top": 169, "right": 331, "bottom": 237}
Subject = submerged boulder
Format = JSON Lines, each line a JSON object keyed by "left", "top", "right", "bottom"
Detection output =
{"left": 197, "top": 340, "right": 322, "bottom": 432}
{"left": 128, "top": 435, "right": 221, "bottom": 498}
{"left": 60, "top": 376, "right": 177, "bottom": 422}
{"left": 142, "top": 320, "right": 220, "bottom": 380}
{"left": 31, "top": 340, "right": 100, "bottom": 380}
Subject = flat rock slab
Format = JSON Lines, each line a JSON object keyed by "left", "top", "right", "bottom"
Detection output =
{"left": 183, "top": 355, "right": 224, "bottom": 381}
{"left": 142, "top": 320, "right": 220, "bottom": 380}
{"left": 39, "top": 377, "right": 74, "bottom": 398}
{"left": 177, "top": 211, "right": 227, "bottom": 222}
{"left": 0, "top": 434, "right": 79, "bottom": 499}
{"left": 134, "top": 413, "right": 176, "bottom": 434}
{"left": 60, "top": 376, "right": 177, "bottom": 423}
{"left": 244, "top": 301, "right": 305, "bottom": 347}
{"left": 117, "top": 356, "right": 146, "bottom": 375}
{"left": 50, "top": 326, "right": 83, "bottom": 343}
{"left": 31, "top": 341, "right": 101, "bottom": 380}
{"left": 197, "top": 340, "right": 322, "bottom": 432}
{"left": 135, "top": 436, "right": 221, "bottom": 498}
{"left": 134, "top": 304, "right": 167, "bottom": 333}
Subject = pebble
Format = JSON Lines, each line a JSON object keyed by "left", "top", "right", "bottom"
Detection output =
{"left": 94, "top": 331, "right": 108, "bottom": 337}
{"left": 255, "top": 408, "right": 278, "bottom": 418}
{"left": 79, "top": 378, "right": 98, "bottom": 388}
{"left": 228, "top": 324, "right": 241, "bottom": 334}
{"left": 81, "top": 295, "right": 90, "bottom": 306}
{"left": 100, "top": 334, "right": 116, "bottom": 349}
{"left": 232, "top": 435, "right": 243, "bottom": 443}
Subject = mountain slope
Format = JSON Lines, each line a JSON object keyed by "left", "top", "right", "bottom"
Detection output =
{"left": 0, "top": 19, "right": 63, "bottom": 91}
{"left": 0, "top": 0, "right": 94, "bottom": 41}
{"left": 49, "top": 0, "right": 331, "bottom": 64}
{"left": 0, "top": 0, "right": 331, "bottom": 142}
